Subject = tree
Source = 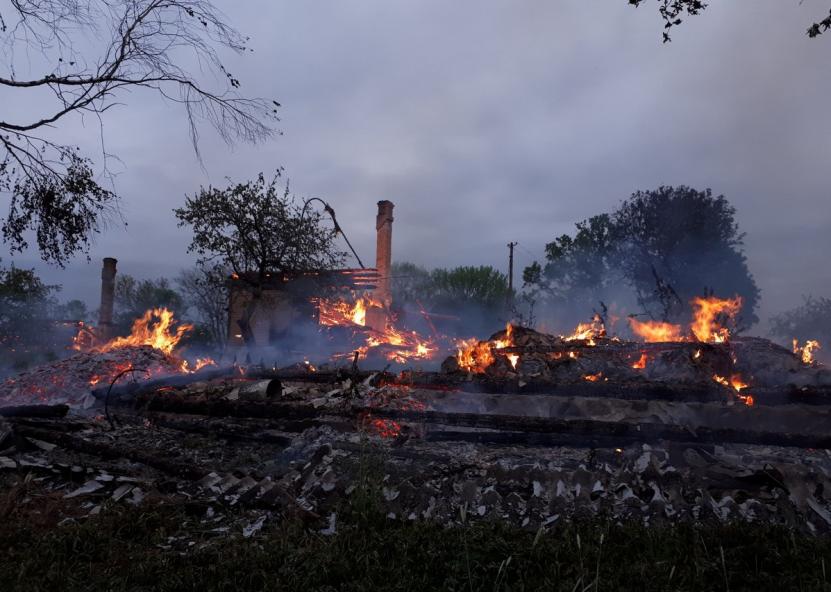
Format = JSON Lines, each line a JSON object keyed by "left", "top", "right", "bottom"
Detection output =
{"left": 1, "top": 0, "right": 279, "bottom": 265}
{"left": 113, "top": 274, "right": 184, "bottom": 333}
{"left": 177, "top": 264, "right": 228, "bottom": 350}
{"left": 525, "top": 186, "right": 760, "bottom": 329}
{"left": 0, "top": 261, "right": 59, "bottom": 352}
{"left": 770, "top": 296, "right": 831, "bottom": 348}
{"left": 174, "top": 172, "right": 345, "bottom": 344}
{"left": 390, "top": 262, "right": 433, "bottom": 306}
{"left": 626, "top": 1, "right": 831, "bottom": 42}
{"left": 428, "top": 266, "right": 512, "bottom": 314}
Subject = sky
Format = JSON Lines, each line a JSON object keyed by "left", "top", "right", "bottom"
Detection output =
{"left": 3, "top": 0, "right": 831, "bottom": 334}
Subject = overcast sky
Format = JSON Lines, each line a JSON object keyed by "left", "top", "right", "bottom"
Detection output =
{"left": 4, "top": 0, "right": 831, "bottom": 333}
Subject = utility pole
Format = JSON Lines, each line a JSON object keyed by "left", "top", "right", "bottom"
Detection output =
{"left": 507, "top": 241, "right": 518, "bottom": 310}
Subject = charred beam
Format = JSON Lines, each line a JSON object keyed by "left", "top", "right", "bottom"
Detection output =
{"left": 0, "top": 404, "right": 69, "bottom": 418}
{"left": 364, "top": 408, "right": 831, "bottom": 450}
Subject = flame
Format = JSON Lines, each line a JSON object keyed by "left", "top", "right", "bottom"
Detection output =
{"left": 793, "top": 339, "right": 821, "bottom": 365}
{"left": 315, "top": 295, "right": 437, "bottom": 364}
{"left": 584, "top": 372, "right": 603, "bottom": 382}
{"left": 507, "top": 354, "right": 520, "bottom": 369}
{"left": 631, "top": 352, "right": 648, "bottom": 369}
{"left": 315, "top": 295, "right": 380, "bottom": 327}
{"left": 628, "top": 318, "right": 685, "bottom": 342}
{"left": 179, "top": 357, "right": 216, "bottom": 373}
{"left": 712, "top": 373, "right": 754, "bottom": 406}
{"left": 564, "top": 314, "right": 605, "bottom": 345}
{"left": 690, "top": 295, "right": 742, "bottom": 343}
{"left": 73, "top": 308, "right": 192, "bottom": 356}
{"left": 456, "top": 324, "right": 514, "bottom": 373}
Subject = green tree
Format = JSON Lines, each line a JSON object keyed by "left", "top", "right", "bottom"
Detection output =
{"left": 0, "top": 261, "right": 59, "bottom": 353}
{"left": 525, "top": 186, "right": 760, "bottom": 329}
{"left": 428, "top": 266, "right": 511, "bottom": 315}
{"left": 174, "top": 172, "right": 345, "bottom": 345}
{"left": 390, "top": 262, "right": 433, "bottom": 306}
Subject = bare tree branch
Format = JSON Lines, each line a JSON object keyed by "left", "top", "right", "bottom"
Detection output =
{"left": 1, "top": 0, "right": 280, "bottom": 265}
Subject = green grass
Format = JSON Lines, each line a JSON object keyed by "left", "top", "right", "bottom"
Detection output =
{"left": 2, "top": 485, "right": 831, "bottom": 592}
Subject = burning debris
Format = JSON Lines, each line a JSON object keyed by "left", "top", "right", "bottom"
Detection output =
{"left": 0, "top": 307, "right": 214, "bottom": 407}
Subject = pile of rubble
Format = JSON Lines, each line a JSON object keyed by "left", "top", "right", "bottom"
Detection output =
{"left": 441, "top": 326, "right": 831, "bottom": 400}
{"left": 0, "top": 346, "right": 181, "bottom": 408}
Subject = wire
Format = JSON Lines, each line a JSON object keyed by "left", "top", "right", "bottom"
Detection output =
{"left": 301, "top": 197, "right": 366, "bottom": 269}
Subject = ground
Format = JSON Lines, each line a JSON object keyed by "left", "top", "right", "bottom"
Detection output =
{"left": 2, "top": 473, "right": 831, "bottom": 592}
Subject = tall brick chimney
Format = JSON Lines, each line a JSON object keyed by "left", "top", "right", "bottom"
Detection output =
{"left": 366, "top": 201, "right": 394, "bottom": 333}
{"left": 98, "top": 257, "right": 117, "bottom": 340}
{"left": 374, "top": 200, "right": 394, "bottom": 308}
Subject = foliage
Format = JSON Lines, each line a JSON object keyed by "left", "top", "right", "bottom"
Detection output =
{"left": 392, "top": 262, "right": 511, "bottom": 317}
{"left": 175, "top": 172, "right": 345, "bottom": 279}
{"left": 0, "top": 0, "right": 279, "bottom": 265}
{"left": 390, "top": 262, "right": 433, "bottom": 305}
{"left": 113, "top": 274, "right": 184, "bottom": 333}
{"left": 177, "top": 265, "right": 229, "bottom": 350}
{"left": 52, "top": 299, "right": 89, "bottom": 322}
{"left": 770, "top": 296, "right": 831, "bottom": 347}
{"left": 174, "top": 172, "right": 345, "bottom": 344}
{"left": 626, "top": 0, "right": 831, "bottom": 42}
{"left": 0, "top": 261, "right": 60, "bottom": 356}
{"left": 428, "top": 266, "right": 512, "bottom": 314}
{"left": 525, "top": 186, "right": 760, "bottom": 329}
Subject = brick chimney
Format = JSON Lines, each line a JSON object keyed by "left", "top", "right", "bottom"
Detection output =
{"left": 366, "top": 201, "right": 394, "bottom": 332}
{"left": 374, "top": 200, "right": 394, "bottom": 308}
{"left": 98, "top": 257, "right": 117, "bottom": 340}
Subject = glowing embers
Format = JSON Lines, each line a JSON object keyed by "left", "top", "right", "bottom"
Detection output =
{"left": 793, "top": 339, "right": 822, "bottom": 365}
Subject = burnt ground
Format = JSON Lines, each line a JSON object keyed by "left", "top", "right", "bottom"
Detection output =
{"left": 4, "top": 369, "right": 831, "bottom": 591}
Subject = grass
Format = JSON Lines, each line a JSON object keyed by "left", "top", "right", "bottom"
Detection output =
{"left": 2, "top": 479, "right": 831, "bottom": 592}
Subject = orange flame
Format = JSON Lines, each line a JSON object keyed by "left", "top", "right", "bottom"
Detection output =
{"left": 179, "top": 357, "right": 216, "bottom": 373}
{"left": 315, "top": 295, "right": 380, "bottom": 327}
{"left": 690, "top": 296, "right": 742, "bottom": 343}
{"left": 564, "top": 314, "right": 605, "bottom": 345}
{"left": 100, "top": 308, "right": 192, "bottom": 356}
{"left": 793, "top": 339, "right": 821, "bottom": 365}
{"left": 628, "top": 318, "right": 685, "bottom": 342}
{"left": 584, "top": 372, "right": 603, "bottom": 382}
{"left": 712, "top": 373, "right": 754, "bottom": 406}
{"left": 631, "top": 352, "right": 648, "bottom": 369}
{"left": 456, "top": 324, "right": 514, "bottom": 373}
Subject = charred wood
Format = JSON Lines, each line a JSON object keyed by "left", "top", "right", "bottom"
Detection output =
{"left": 0, "top": 404, "right": 69, "bottom": 418}
{"left": 365, "top": 408, "right": 831, "bottom": 450}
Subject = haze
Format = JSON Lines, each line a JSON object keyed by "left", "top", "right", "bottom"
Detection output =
{"left": 6, "top": 0, "right": 831, "bottom": 333}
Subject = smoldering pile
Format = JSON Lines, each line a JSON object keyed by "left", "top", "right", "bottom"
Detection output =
{"left": 0, "top": 346, "right": 182, "bottom": 408}
{"left": 440, "top": 325, "right": 831, "bottom": 403}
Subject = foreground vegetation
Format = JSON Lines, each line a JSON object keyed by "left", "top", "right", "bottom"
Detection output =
{"left": 2, "top": 490, "right": 831, "bottom": 592}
